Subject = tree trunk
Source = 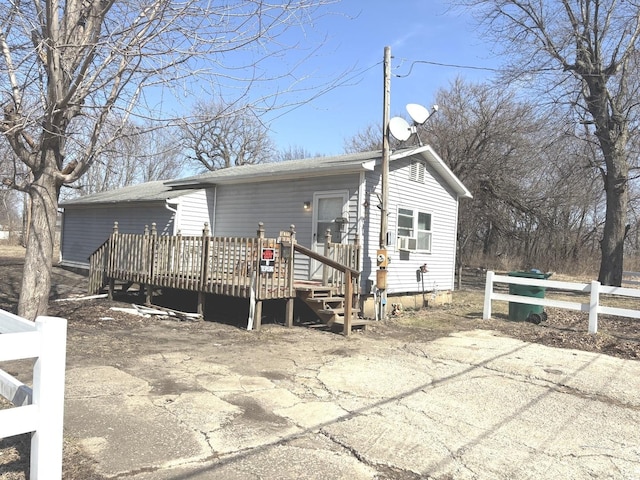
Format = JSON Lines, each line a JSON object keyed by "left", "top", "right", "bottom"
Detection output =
{"left": 598, "top": 161, "right": 628, "bottom": 286}
{"left": 17, "top": 162, "right": 60, "bottom": 320}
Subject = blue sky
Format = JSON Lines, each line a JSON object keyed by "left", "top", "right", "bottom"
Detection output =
{"left": 261, "top": 1, "right": 502, "bottom": 156}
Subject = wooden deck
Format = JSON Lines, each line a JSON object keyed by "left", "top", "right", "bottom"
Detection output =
{"left": 90, "top": 223, "right": 293, "bottom": 299}
{"left": 88, "top": 223, "right": 363, "bottom": 334}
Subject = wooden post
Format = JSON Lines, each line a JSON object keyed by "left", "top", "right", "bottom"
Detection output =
{"left": 285, "top": 298, "right": 294, "bottom": 328}
{"left": 285, "top": 224, "right": 296, "bottom": 327}
{"left": 254, "top": 300, "right": 263, "bottom": 331}
{"left": 251, "top": 223, "right": 265, "bottom": 331}
{"left": 323, "top": 228, "right": 332, "bottom": 285}
{"left": 149, "top": 222, "right": 157, "bottom": 284}
{"left": 198, "top": 223, "right": 210, "bottom": 319}
{"left": 107, "top": 222, "right": 119, "bottom": 300}
{"left": 140, "top": 224, "right": 155, "bottom": 305}
{"left": 145, "top": 284, "right": 153, "bottom": 306}
{"left": 353, "top": 232, "right": 361, "bottom": 308}
{"left": 343, "top": 272, "right": 353, "bottom": 336}
{"left": 197, "top": 292, "right": 205, "bottom": 318}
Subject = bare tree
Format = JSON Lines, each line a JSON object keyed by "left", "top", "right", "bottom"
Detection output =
{"left": 466, "top": 0, "right": 640, "bottom": 285}
{"left": 71, "top": 121, "right": 183, "bottom": 197}
{"left": 180, "top": 101, "right": 275, "bottom": 172}
{"left": 427, "top": 79, "right": 547, "bottom": 274}
{"left": 0, "top": 0, "right": 340, "bottom": 319}
{"left": 343, "top": 124, "right": 382, "bottom": 153}
{"left": 276, "top": 145, "right": 320, "bottom": 161}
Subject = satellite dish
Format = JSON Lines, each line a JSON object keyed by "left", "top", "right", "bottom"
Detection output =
{"left": 388, "top": 116, "right": 412, "bottom": 141}
{"left": 406, "top": 103, "right": 430, "bottom": 125}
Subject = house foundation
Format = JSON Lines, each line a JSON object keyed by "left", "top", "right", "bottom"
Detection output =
{"left": 360, "top": 290, "right": 452, "bottom": 318}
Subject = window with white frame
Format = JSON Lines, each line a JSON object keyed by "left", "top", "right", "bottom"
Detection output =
{"left": 396, "top": 207, "right": 432, "bottom": 252}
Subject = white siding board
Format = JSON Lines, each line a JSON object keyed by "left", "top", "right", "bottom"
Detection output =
{"left": 173, "top": 189, "right": 214, "bottom": 235}
{"left": 213, "top": 175, "right": 360, "bottom": 280}
{"left": 360, "top": 157, "right": 460, "bottom": 294}
{"left": 61, "top": 204, "right": 175, "bottom": 268}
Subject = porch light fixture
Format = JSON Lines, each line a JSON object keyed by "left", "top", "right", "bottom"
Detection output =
{"left": 303, "top": 201, "right": 311, "bottom": 211}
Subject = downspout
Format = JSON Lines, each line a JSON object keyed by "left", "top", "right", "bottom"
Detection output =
{"left": 452, "top": 194, "right": 461, "bottom": 291}
{"left": 58, "top": 207, "right": 64, "bottom": 264}
{"left": 357, "top": 171, "right": 366, "bottom": 292}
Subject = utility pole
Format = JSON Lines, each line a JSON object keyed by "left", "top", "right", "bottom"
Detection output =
{"left": 380, "top": 45, "right": 391, "bottom": 249}
{"left": 376, "top": 46, "right": 391, "bottom": 321}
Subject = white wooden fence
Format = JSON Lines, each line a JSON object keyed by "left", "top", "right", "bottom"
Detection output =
{"left": 0, "top": 309, "right": 67, "bottom": 480}
{"left": 483, "top": 271, "right": 640, "bottom": 334}
{"left": 623, "top": 271, "right": 640, "bottom": 287}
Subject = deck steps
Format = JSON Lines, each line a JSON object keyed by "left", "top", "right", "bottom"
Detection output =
{"left": 296, "top": 284, "right": 364, "bottom": 332}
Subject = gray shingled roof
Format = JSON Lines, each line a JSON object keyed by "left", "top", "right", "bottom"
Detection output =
{"left": 61, "top": 179, "right": 190, "bottom": 206}
{"left": 164, "top": 150, "right": 381, "bottom": 187}
{"left": 61, "top": 147, "right": 471, "bottom": 207}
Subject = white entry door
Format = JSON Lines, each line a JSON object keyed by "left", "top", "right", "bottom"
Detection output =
{"left": 310, "top": 191, "right": 348, "bottom": 280}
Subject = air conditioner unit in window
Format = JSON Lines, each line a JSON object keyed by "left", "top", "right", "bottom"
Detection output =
{"left": 397, "top": 236, "right": 417, "bottom": 251}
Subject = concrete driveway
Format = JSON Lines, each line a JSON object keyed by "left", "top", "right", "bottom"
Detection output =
{"left": 61, "top": 319, "right": 640, "bottom": 480}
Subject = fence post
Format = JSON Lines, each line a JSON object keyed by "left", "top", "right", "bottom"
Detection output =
{"left": 251, "top": 222, "right": 265, "bottom": 331}
{"left": 198, "top": 223, "right": 210, "bottom": 317}
{"left": 108, "top": 222, "right": 119, "bottom": 300}
{"left": 343, "top": 271, "right": 353, "bottom": 336}
{"left": 31, "top": 316, "right": 67, "bottom": 480}
{"left": 149, "top": 223, "right": 157, "bottom": 282}
{"left": 323, "top": 228, "right": 332, "bottom": 286}
{"left": 483, "top": 270, "right": 494, "bottom": 320}
{"left": 288, "top": 224, "right": 296, "bottom": 297}
{"left": 285, "top": 225, "right": 296, "bottom": 327}
{"left": 588, "top": 280, "right": 600, "bottom": 334}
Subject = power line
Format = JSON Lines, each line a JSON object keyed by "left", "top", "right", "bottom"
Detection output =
{"left": 393, "top": 58, "right": 502, "bottom": 78}
{"left": 267, "top": 61, "right": 382, "bottom": 122}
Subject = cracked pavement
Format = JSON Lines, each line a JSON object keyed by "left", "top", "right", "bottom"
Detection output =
{"left": 61, "top": 320, "right": 640, "bottom": 479}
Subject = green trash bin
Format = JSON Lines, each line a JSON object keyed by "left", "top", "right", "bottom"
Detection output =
{"left": 508, "top": 270, "right": 552, "bottom": 322}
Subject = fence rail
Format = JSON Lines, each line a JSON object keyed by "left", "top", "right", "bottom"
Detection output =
{"left": 322, "top": 229, "right": 360, "bottom": 296}
{"left": 483, "top": 271, "right": 640, "bottom": 334}
{"left": 623, "top": 271, "right": 640, "bottom": 287}
{"left": 90, "top": 222, "right": 295, "bottom": 300}
{"left": 0, "top": 309, "right": 67, "bottom": 480}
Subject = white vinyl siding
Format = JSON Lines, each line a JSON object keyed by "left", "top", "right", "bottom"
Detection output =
{"left": 172, "top": 189, "right": 215, "bottom": 235}
{"left": 60, "top": 203, "right": 175, "bottom": 268}
{"left": 213, "top": 174, "right": 360, "bottom": 281}
{"left": 361, "top": 155, "right": 460, "bottom": 294}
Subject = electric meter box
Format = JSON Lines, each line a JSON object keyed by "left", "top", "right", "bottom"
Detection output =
{"left": 376, "top": 249, "right": 389, "bottom": 268}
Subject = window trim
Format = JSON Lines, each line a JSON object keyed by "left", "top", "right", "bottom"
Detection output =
{"left": 395, "top": 206, "right": 432, "bottom": 253}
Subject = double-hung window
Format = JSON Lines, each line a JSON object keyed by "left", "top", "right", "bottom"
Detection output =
{"left": 396, "top": 207, "right": 432, "bottom": 252}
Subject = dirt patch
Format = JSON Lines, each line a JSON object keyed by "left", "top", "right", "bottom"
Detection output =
{"left": 1, "top": 248, "right": 639, "bottom": 479}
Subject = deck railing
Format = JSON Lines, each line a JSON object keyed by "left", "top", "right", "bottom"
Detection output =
{"left": 89, "top": 222, "right": 295, "bottom": 300}
{"left": 322, "top": 229, "right": 360, "bottom": 296}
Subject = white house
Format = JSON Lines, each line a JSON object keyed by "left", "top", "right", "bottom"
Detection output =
{"left": 60, "top": 146, "right": 472, "bottom": 297}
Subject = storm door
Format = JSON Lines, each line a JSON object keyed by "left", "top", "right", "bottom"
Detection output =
{"left": 310, "top": 190, "right": 348, "bottom": 280}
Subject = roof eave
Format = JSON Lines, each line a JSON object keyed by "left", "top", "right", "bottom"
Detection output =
{"left": 165, "top": 161, "right": 375, "bottom": 188}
